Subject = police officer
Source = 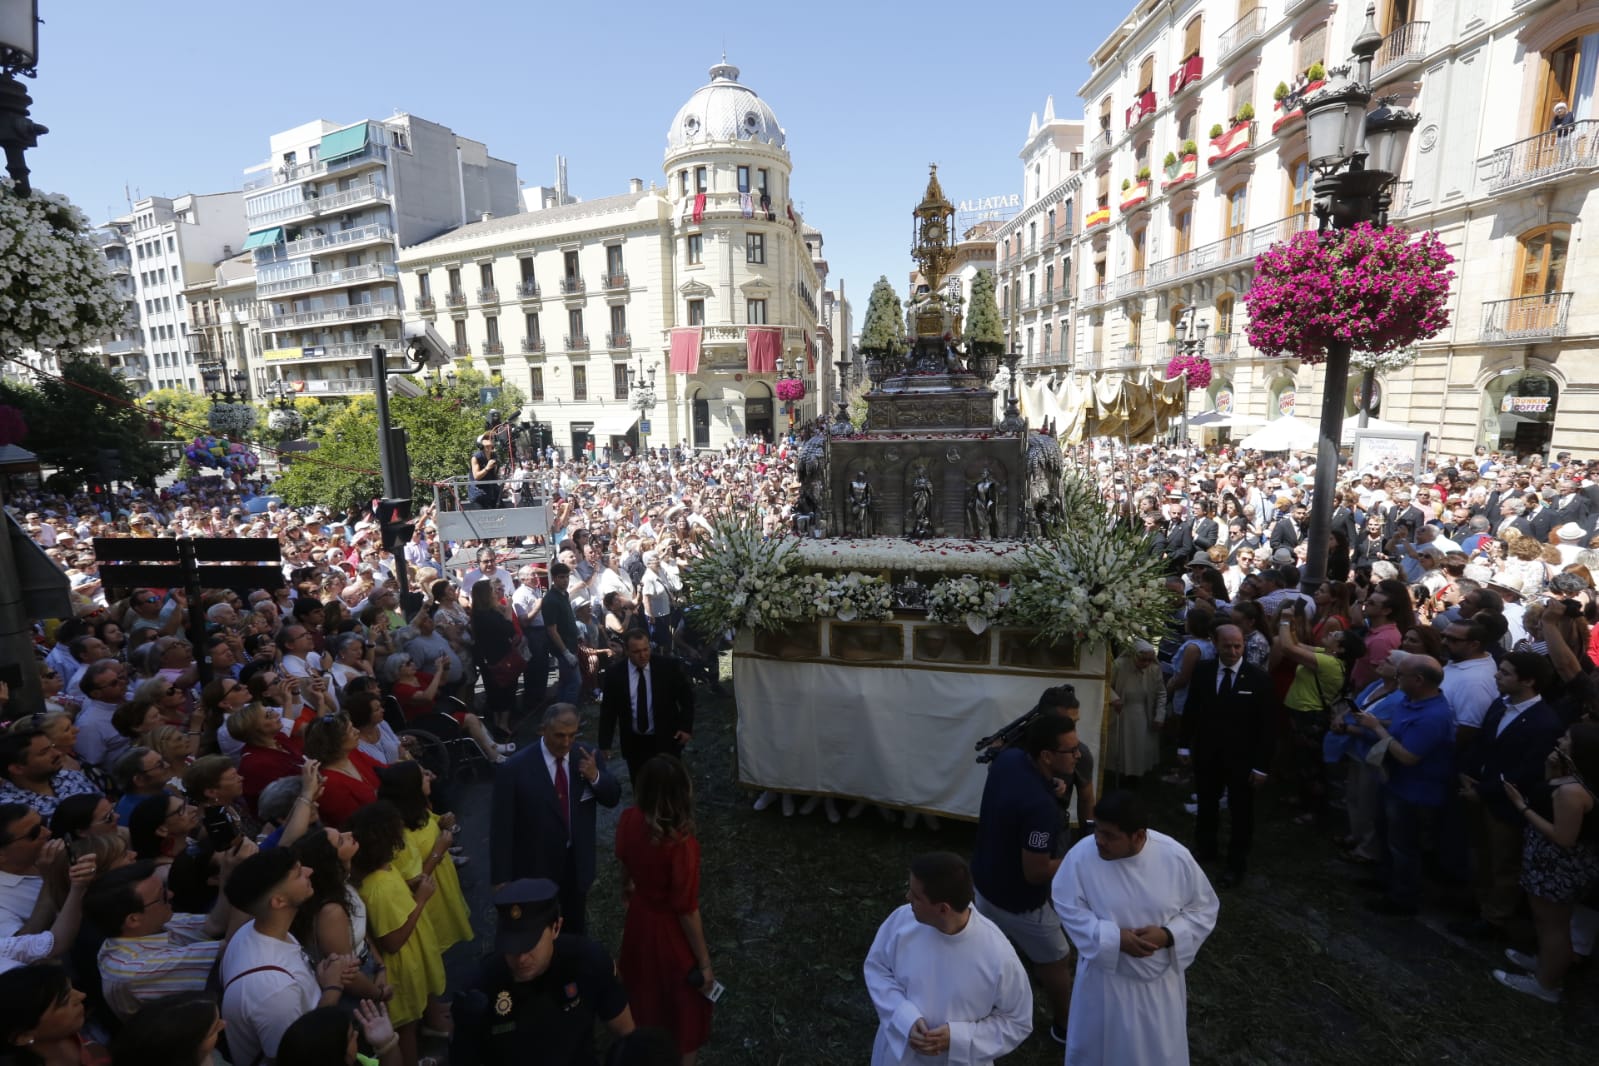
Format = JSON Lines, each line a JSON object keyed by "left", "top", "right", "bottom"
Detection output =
{"left": 454, "top": 879, "right": 635, "bottom": 1065}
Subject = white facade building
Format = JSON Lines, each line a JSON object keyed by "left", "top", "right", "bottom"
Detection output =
{"left": 240, "top": 115, "right": 518, "bottom": 400}
{"left": 184, "top": 253, "right": 261, "bottom": 396}
{"left": 396, "top": 61, "right": 827, "bottom": 454}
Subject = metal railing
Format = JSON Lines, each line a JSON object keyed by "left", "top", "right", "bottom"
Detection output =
{"left": 566, "top": 334, "right": 590, "bottom": 350}
{"left": 478, "top": 286, "right": 499, "bottom": 304}
{"left": 260, "top": 302, "right": 400, "bottom": 331}
{"left": 243, "top": 143, "right": 391, "bottom": 191}
{"left": 298, "top": 377, "right": 376, "bottom": 395}
{"left": 1373, "top": 21, "right": 1429, "bottom": 80}
{"left": 521, "top": 336, "right": 546, "bottom": 353}
{"left": 1087, "top": 127, "right": 1114, "bottom": 160}
{"left": 517, "top": 280, "right": 541, "bottom": 299}
{"left": 246, "top": 182, "right": 388, "bottom": 227}
{"left": 282, "top": 224, "right": 393, "bottom": 257}
{"left": 268, "top": 339, "right": 401, "bottom": 363}
{"left": 444, "top": 291, "right": 467, "bottom": 309}
{"left": 1082, "top": 282, "right": 1113, "bottom": 305}
{"left": 1484, "top": 122, "right": 1599, "bottom": 194}
{"left": 1219, "top": 6, "right": 1267, "bottom": 62}
{"left": 257, "top": 262, "right": 397, "bottom": 297}
{"left": 606, "top": 331, "right": 631, "bottom": 349}
{"left": 415, "top": 295, "right": 435, "bottom": 312}
{"left": 603, "top": 272, "right": 629, "bottom": 290}
{"left": 1481, "top": 292, "right": 1572, "bottom": 343}
{"left": 103, "top": 336, "right": 144, "bottom": 355}
{"left": 1145, "top": 213, "right": 1315, "bottom": 286}
{"left": 1170, "top": 54, "right": 1204, "bottom": 96}
{"left": 1117, "top": 268, "right": 1147, "bottom": 294}
{"left": 483, "top": 341, "right": 505, "bottom": 356}
{"left": 561, "top": 277, "right": 585, "bottom": 295}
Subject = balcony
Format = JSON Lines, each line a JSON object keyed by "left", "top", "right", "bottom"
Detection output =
{"left": 266, "top": 339, "right": 402, "bottom": 363}
{"left": 1163, "top": 153, "right": 1199, "bottom": 190}
{"left": 602, "top": 272, "right": 629, "bottom": 290}
{"left": 298, "top": 377, "right": 376, "bottom": 396}
{"left": 1483, "top": 122, "right": 1599, "bottom": 195}
{"left": 257, "top": 262, "right": 397, "bottom": 298}
{"left": 483, "top": 341, "right": 505, "bottom": 356}
{"left": 243, "top": 143, "right": 391, "bottom": 191}
{"left": 1170, "top": 54, "right": 1204, "bottom": 98}
{"left": 450, "top": 344, "right": 471, "bottom": 358}
{"left": 103, "top": 336, "right": 145, "bottom": 356}
{"left": 1219, "top": 6, "right": 1266, "bottom": 63}
{"left": 1145, "top": 213, "right": 1316, "bottom": 287}
{"left": 565, "top": 334, "right": 590, "bottom": 351}
{"left": 1120, "top": 180, "right": 1152, "bottom": 214}
{"left": 1116, "top": 269, "right": 1148, "bottom": 296}
{"left": 1087, "top": 127, "right": 1114, "bottom": 161}
{"left": 1373, "top": 21, "right": 1429, "bottom": 82}
{"left": 1481, "top": 293, "right": 1572, "bottom": 345}
{"left": 1284, "top": 0, "right": 1321, "bottom": 13}
{"left": 260, "top": 302, "right": 400, "bottom": 332}
{"left": 1208, "top": 121, "right": 1258, "bottom": 168}
{"left": 561, "top": 277, "right": 586, "bottom": 296}
{"left": 1126, "top": 91, "right": 1157, "bottom": 130}
{"left": 444, "top": 291, "right": 467, "bottom": 310}
{"left": 416, "top": 295, "right": 436, "bottom": 313}
{"left": 1082, "top": 282, "right": 1113, "bottom": 306}
{"left": 113, "top": 356, "right": 149, "bottom": 380}
{"left": 606, "top": 331, "right": 631, "bottom": 349}
{"left": 282, "top": 224, "right": 393, "bottom": 257}
{"left": 478, "top": 286, "right": 499, "bottom": 305}
{"left": 105, "top": 256, "right": 131, "bottom": 276}
{"left": 517, "top": 280, "right": 542, "bottom": 301}
{"left": 246, "top": 181, "right": 389, "bottom": 227}
{"left": 521, "top": 336, "right": 546, "bottom": 354}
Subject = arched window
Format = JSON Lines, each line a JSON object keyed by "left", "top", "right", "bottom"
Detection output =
{"left": 1184, "top": 15, "right": 1203, "bottom": 60}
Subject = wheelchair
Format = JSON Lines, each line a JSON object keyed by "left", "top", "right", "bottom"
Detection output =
{"left": 388, "top": 694, "right": 494, "bottom": 784}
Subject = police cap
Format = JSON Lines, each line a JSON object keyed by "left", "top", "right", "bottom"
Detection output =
{"left": 493, "top": 878, "right": 561, "bottom": 954}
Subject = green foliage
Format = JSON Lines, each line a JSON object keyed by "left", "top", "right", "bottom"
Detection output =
{"left": 1275, "top": 81, "right": 1291, "bottom": 101}
{"left": 1136, "top": 166, "right": 1152, "bottom": 182}
{"left": 143, "top": 387, "right": 213, "bottom": 439}
{"left": 857, "top": 276, "right": 907, "bottom": 357}
{"left": 964, "top": 269, "right": 1004, "bottom": 358}
{"left": 1182, "top": 139, "right": 1199, "bottom": 156}
{"left": 1209, "top": 123, "right": 1225, "bottom": 139}
{"left": 1237, "top": 102, "right": 1256, "bottom": 122}
{"left": 1164, "top": 151, "right": 1178, "bottom": 168}
{"left": 1308, "top": 62, "right": 1326, "bottom": 82}
{"left": 1121, "top": 178, "right": 1132, "bottom": 191}
{"left": 0, "top": 356, "right": 172, "bottom": 489}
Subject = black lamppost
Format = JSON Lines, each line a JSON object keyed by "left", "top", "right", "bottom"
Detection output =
{"left": 1295, "top": 2, "right": 1418, "bottom": 594}
{"left": 427, "top": 368, "right": 457, "bottom": 398}
{"left": 831, "top": 347, "right": 852, "bottom": 431}
{"left": 1174, "top": 309, "right": 1209, "bottom": 441}
{"left": 776, "top": 355, "right": 803, "bottom": 430}
{"left": 0, "top": 1, "right": 45, "bottom": 197}
{"left": 627, "top": 354, "right": 658, "bottom": 452}
{"left": 200, "top": 364, "right": 249, "bottom": 403}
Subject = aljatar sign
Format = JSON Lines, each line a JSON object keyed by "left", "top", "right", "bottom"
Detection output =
{"left": 955, "top": 193, "right": 1021, "bottom": 232}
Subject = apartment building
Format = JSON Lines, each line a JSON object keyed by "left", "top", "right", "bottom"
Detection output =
{"left": 91, "top": 192, "right": 246, "bottom": 396}
{"left": 184, "top": 253, "right": 261, "bottom": 393}
{"left": 241, "top": 115, "right": 518, "bottom": 400}
{"left": 397, "top": 61, "right": 827, "bottom": 454}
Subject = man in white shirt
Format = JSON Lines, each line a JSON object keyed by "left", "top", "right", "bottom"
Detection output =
{"left": 219, "top": 849, "right": 356, "bottom": 1066}
{"left": 1441, "top": 617, "right": 1502, "bottom": 744}
{"left": 864, "top": 852, "right": 1032, "bottom": 1065}
{"left": 0, "top": 805, "right": 55, "bottom": 938}
{"left": 463, "top": 547, "right": 516, "bottom": 601}
{"left": 71, "top": 661, "right": 130, "bottom": 769}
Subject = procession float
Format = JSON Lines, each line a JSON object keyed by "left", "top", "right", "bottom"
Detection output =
{"left": 685, "top": 170, "right": 1170, "bottom": 820}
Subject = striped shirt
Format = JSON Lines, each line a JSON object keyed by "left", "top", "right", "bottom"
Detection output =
{"left": 98, "top": 913, "right": 221, "bottom": 1020}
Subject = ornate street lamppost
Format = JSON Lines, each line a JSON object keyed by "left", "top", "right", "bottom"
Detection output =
{"left": 200, "top": 364, "right": 256, "bottom": 440}
{"left": 998, "top": 341, "right": 1025, "bottom": 432}
{"left": 775, "top": 355, "right": 805, "bottom": 432}
{"left": 627, "top": 353, "right": 658, "bottom": 453}
{"left": 1295, "top": 2, "right": 1418, "bottom": 594}
{"left": 0, "top": 1, "right": 46, "bottom": 197}
{"left": 831, "top": 347, "right": 853, "bottom": 433}
{"left": 1173, "top": 309, "right": 1209, "bottom": 441}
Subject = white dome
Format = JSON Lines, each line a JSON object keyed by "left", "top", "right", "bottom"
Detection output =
{"left": 666, "top": 62, "right": 786, "bottom": 153}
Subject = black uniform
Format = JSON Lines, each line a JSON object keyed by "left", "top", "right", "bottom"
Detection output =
{"left": 453, "top": 935, "right": 629, "bottom": 1066}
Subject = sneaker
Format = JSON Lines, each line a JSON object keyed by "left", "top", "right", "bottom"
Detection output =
{"left": 781, "top": 794, "right": 796, "bottom": 817}
{"left": 752, "top": 791, "right": 777, "bottom": 812}
{"left": 799, "top": 796, "right": 821, "bottom": 816}
{"left": 1492, "top": 969, "right": 1559, "bottom": 1003}
{"left": 1048, "top": 1022, "right": 1068, "bottom": 1045}
{"left": 1503, "top": 947, "right": 1539, "bottom": 972}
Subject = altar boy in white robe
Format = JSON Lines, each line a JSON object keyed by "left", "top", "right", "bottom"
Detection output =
{"left": 864, "top": 852, "right": 1033, "bottom": 1066}
{"left": 1051, "top": 791, "right": 1219, "bottom": 1066}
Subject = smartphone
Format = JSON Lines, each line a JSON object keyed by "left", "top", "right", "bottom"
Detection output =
{"left": 202, "top": 807, "right": 238, "bottom": 850}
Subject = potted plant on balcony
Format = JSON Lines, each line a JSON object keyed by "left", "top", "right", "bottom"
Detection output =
{"left": 1182, "top": 139, "right": 1198, "bottom": 157}
{"left": 1163, "top": 150, "right": 1178, "bottom": 171}
{"left": 1307, "top": 62, "right": 1325, "bottom": 83}
{"left": 1236, "top": 102, "right": 1256, "bottom": 124}
{"left": 1274, "top": 81, "right": 1290, "bottom": 104}
{"left": 1121, "top": 178, "right": 1132, "bottom": 191}
{"left": 1209, "top": 123, "right": 1225, "bottom": 139}
{"left": 1137, "top": 166, "right": 1152, "bottom": 183}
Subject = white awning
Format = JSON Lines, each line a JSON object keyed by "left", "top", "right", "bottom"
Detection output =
{"left": 591, "top": 408, "right": 639, "bottom": 438}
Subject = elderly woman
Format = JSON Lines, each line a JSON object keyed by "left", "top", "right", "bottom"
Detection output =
{"left": 639, "top": 551, "right": 675, "bottom": 650}
{"left": 131, "top": 676, "right": 191, "bottom": 728}
{"left": 306, "top": 712, "right": 382, "bottom": 829}
{"left": 227, "top": 701, "right": 305, "bottom": 815}
{"left": 1108, "top": 640, "right": 1166, "bottom": 785}
{"left": 382, "top": 651, "right": 510, "bottom": 763}
{"left": 327, "top": 632, "right": 375, "bottom": 696}
{"left": 344, "top": 687, "right": 405, "bottom": 766}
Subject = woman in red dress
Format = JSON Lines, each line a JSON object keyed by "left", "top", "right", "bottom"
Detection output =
{"left": 228, "top": 702, "right": 304, "bottom": 816}
{"left": 615, "top": 754, "right": 713, "bottom": 1063}
{"left": 304, "top": 711, "right": 382, "bottom": 829}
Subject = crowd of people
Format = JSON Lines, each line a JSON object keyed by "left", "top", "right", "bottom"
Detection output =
{"left": 5, "top": 427, "right": 1599, "bottom": 1063}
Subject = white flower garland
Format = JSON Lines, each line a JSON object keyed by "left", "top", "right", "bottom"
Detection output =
{"left": 0, "top": 186, "right": 127, "bottom": 354}
{"left": 926, "top": 574, "right": 1009, "bottom": 634}
{"left": 681, "top": 519, "right": 814, "bottom": 634}
{"left": 813, "top": 571, "right": 894, "bottom": 622}
{"left": 793, "top": 537, "right": 1025, "bottom": 577}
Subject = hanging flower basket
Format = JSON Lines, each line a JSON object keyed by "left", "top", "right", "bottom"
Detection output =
{"left": 267, "top": 406, "right": 306, "bottom": 436}
{"left": 1244, "top": 223, "right": 1455, "bottom": 364}
{"left": 0, "top": 405, "right": 27, "bottom": 448}
{"left": 207, "top": 402, "right": 258, "bottom": 438}
{"left": 775, "top": 378, "right": 806, "bottom": 403}
{"left": 0, "top": 186, "right": 127, "bottom": 355}
{"left": 1165, "top": 352, "right": 1213, "bottom": 389}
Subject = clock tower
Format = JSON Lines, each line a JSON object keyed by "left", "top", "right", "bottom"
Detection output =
{"left": 910, "top": 165, "right": 957, "bottom": 338}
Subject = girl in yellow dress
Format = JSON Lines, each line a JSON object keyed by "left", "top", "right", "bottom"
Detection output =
{"left": 378, "top": 762, "right": 473, "bottom": 950}
{"left": 348, "top": 800, "right": 444, "bottom": 1066}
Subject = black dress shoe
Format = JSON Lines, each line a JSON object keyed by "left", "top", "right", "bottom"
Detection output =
{"left": 1364, "top": 896, "right": 1419, "bottom": 917}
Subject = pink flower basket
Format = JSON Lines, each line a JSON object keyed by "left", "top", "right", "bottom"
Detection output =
{"left": 775, "top": 378, "right": 806, "bottom": 403}
{"left": 1244, "top": 223, "right": 1455, "bottom": 363}
{"left": 1165, "top": 353, "right": 1213, "bottom": 389}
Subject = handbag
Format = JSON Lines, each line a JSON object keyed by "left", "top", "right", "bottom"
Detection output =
{"left": 487, "top": 614, "right": 529, "bottom": 687}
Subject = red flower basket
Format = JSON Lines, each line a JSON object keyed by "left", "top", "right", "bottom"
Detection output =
{"left": 775, "top": 378, "right": 806, "bottom": 403}
{"left": 1165, "top": 353, "right": 1213, "bottom": 389}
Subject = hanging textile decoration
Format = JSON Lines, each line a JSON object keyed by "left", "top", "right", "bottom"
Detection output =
{"left": 786, "top": 203, "right": 797, "bottom": 230}
{"left": 746, "top": 327, "right": 783, "bottom": 373}
{"left": 669, "top": 327, "right": 703, "bottom": 374}
{"left": 692, "top": 193, "right": 707, "bottom": 224}
{"left": 804, "top": 333, "right": 816, "bottom": 373}
{"left": 740, "top": 192, "right": 753, "bottom": 218}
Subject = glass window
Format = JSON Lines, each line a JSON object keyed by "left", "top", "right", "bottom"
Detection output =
{"left": 573, "top": 366, "right": 587, "bottom": 402}
{"left": 738, "top": 166, "right": 750, "bottom": 193}
{"left": 1516, "top": 227, "right": 1569, "bottom": 296}
{"left": 614, "top": 363, "right": 629, "bottom": 401}
{"left": 525, "top": 312, "right": 541, "bottom": 343}
{"left": 747, "top": 299, "right": 767, "bottom": 324}
{"left": 686, "top": 234, "right": 703, "bottom": 265}
{"left": 568, "top": 308, "right": 584, "bottom": 339}
{"left": 746, "top": 233, "right": 766, "bottom": 264}
{"left": 687, "top": 299, "right": 705, "bottom": 326}
{"left": 530, "top": 368, "right": 544, "bottom": 401}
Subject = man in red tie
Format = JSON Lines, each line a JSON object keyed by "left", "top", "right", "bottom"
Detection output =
{"left": 599, "top": 629, "right": 696, "bottom": 787}
{"left": 490, "top": 703, "right": 620, "bottom": 935}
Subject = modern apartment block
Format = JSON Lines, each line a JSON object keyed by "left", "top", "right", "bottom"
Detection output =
{"left": 397, "top": 61, "right": 827, "bottom": 454}
{"left": 91, "top": 192, "right": 246, "bottom": 396}
{"left": 240, "top": 115, "right": 518, "bottom": 399}
{"left": 184, "top": 253, "right": 261, "bottom": 394}
{"left": 1067, "top": 0, "right": 1394, "bottom": 431}
{"left": 993, "top": 97, "right": 1085, "bottom": 373}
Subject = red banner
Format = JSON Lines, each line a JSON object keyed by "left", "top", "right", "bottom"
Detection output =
{"left": 669, "top": 327, "right": 702, "bottom": 373}
{"left": 747, "top": 327, "right": 782, "bottom": 373}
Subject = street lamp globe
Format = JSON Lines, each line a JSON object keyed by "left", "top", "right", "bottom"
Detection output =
{"left": 1303, "top": 76, "right": 1371, "bottom": 171}
{"left": 1364, "top": 100, "right": 1420, "bottom": 180}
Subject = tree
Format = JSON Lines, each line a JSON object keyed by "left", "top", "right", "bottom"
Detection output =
{"left": 857, "top": 275, "right": 907, "bottom": 357}
{"left": 0, "top": 357, "right": 171, "bottom": 490}
{"left": 965, "top": 269, "right": 1004, "bottom": 357}
{"left": 144, "top": 387, "right": 213, "bottom": 439}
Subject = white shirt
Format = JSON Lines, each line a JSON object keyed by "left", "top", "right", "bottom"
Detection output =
{"left": 1495, "top": 695, "right": 1543, "bottom": 738}
{"left": 0, "top": 872, "right": 43, "bottom": 938}
{"left": 280, "top": 651, "right": 323, "bottom": 680}
{"left": 512, "top": 583, "right": 544, "bottom": 625}
{"left": 219, "top": 921, "right": 321, "bottom": 1066}
{"left": 74, "top": 698, "right": 126, "bottom": 768}
{"left": 863, "top": 905, "right": 1033, "bottom": 1065}
{"left": 1441, "top": 655, "right": 1500, "bottom": 729}
{"left": 462, "top": 567, "right": 515, "bottom": 601}
{"left": 630, "top": 662, "right": 654, "bottom": 735}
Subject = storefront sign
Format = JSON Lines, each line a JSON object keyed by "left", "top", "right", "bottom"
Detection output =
{"left": 1277, "top": 389, "right": 1297, "bottom": 417}
{"left": 1501, "top": 395, "right": 1552, "bottom": 414}
{"left": 1214, "top": 388, "right": 1234, "bottom": 415}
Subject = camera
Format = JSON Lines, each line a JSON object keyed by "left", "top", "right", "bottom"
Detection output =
{"left": 402, "top": 320, "right": 451, "bottom": 370}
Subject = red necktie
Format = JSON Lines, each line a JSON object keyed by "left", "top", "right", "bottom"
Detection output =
{"left": 554, "top": 755, "right": 570, "bottom": 831}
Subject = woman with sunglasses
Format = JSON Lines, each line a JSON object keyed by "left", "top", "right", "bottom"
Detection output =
{"left": 127, "top": 792, "right": 201, "bottom": 866}
{"left": 131, "top": 677, "right": 190, "bottom": 729}
{"left": 194, "top": 677, "right": 253, "bottom": 759}
{"left": 139, "top": 725, "right": 197, "bottom": 791}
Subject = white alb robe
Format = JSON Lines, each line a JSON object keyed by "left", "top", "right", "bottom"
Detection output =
{"left": 863, "top": 904, "right": 1033, "bottom": 1066}
{"left": 1051, "top": 830, "right": 1219, "bottom": 1066}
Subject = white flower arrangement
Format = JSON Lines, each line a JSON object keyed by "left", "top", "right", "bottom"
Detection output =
{"left": 0, "top": 186, "right": 127, "bottom": 355}
{"left": 926, "top": 574, "right": 1009, "bottom": 634}
{"left": 814, "top": 570, "right": 895, "bottom": 622}
{"left": 681, "top": 519, "right": 814, "bottom": 635}
{"left": 1349, "top": 347, "right": 1418, "bottom": 373}
{"left": 207, "top": 402, "right": 258, "bottom": 438}
{"left": 793, "top": 537, "right": 1025, "bottom": 577}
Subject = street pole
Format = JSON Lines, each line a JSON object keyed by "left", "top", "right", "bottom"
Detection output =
{"left": 1357, "top": 367, "right": 1375, "bottom": 428}
{"left": 371, "top": 344, "right": 412, "bottom": 603}
{"left": 1300, "top": 339, "right": 1351, "bottom": 593}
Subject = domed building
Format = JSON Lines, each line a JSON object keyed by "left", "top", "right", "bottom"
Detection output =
{"left": 395, "top": 60, "right": 829, "bottom": 458}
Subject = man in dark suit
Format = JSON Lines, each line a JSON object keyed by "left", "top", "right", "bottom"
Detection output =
{"left": 1455, "top": 652, "right": 1563, "bottom": 938}
{"left": 600, "top": 628, "right": 695, "bottom": 786}
{"left": 490, "top": 703, "right": 620, "bottom": 935}
{"left": 1190, "top": 498, "right": 1219, "bottom": 554}
{"left": 1269, "top": 502, "right": 1308, "bottom": 555}
{"left": 1493, "top": 498, "right": 1536, "bottom": 540}
{"left": 1383, "top": 490, "right": 1426, "bottom": 542}
{"left": 1178, "top": 624, "right": 1274, "bottom": 888}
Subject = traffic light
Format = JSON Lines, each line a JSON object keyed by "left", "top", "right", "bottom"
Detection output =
{"left": 377, "top": 498, "right": 414, "bottom": 554}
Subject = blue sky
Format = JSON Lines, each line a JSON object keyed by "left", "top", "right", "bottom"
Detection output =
{"left": 32, "top": 1, "right": 1127, "bottom": 320}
